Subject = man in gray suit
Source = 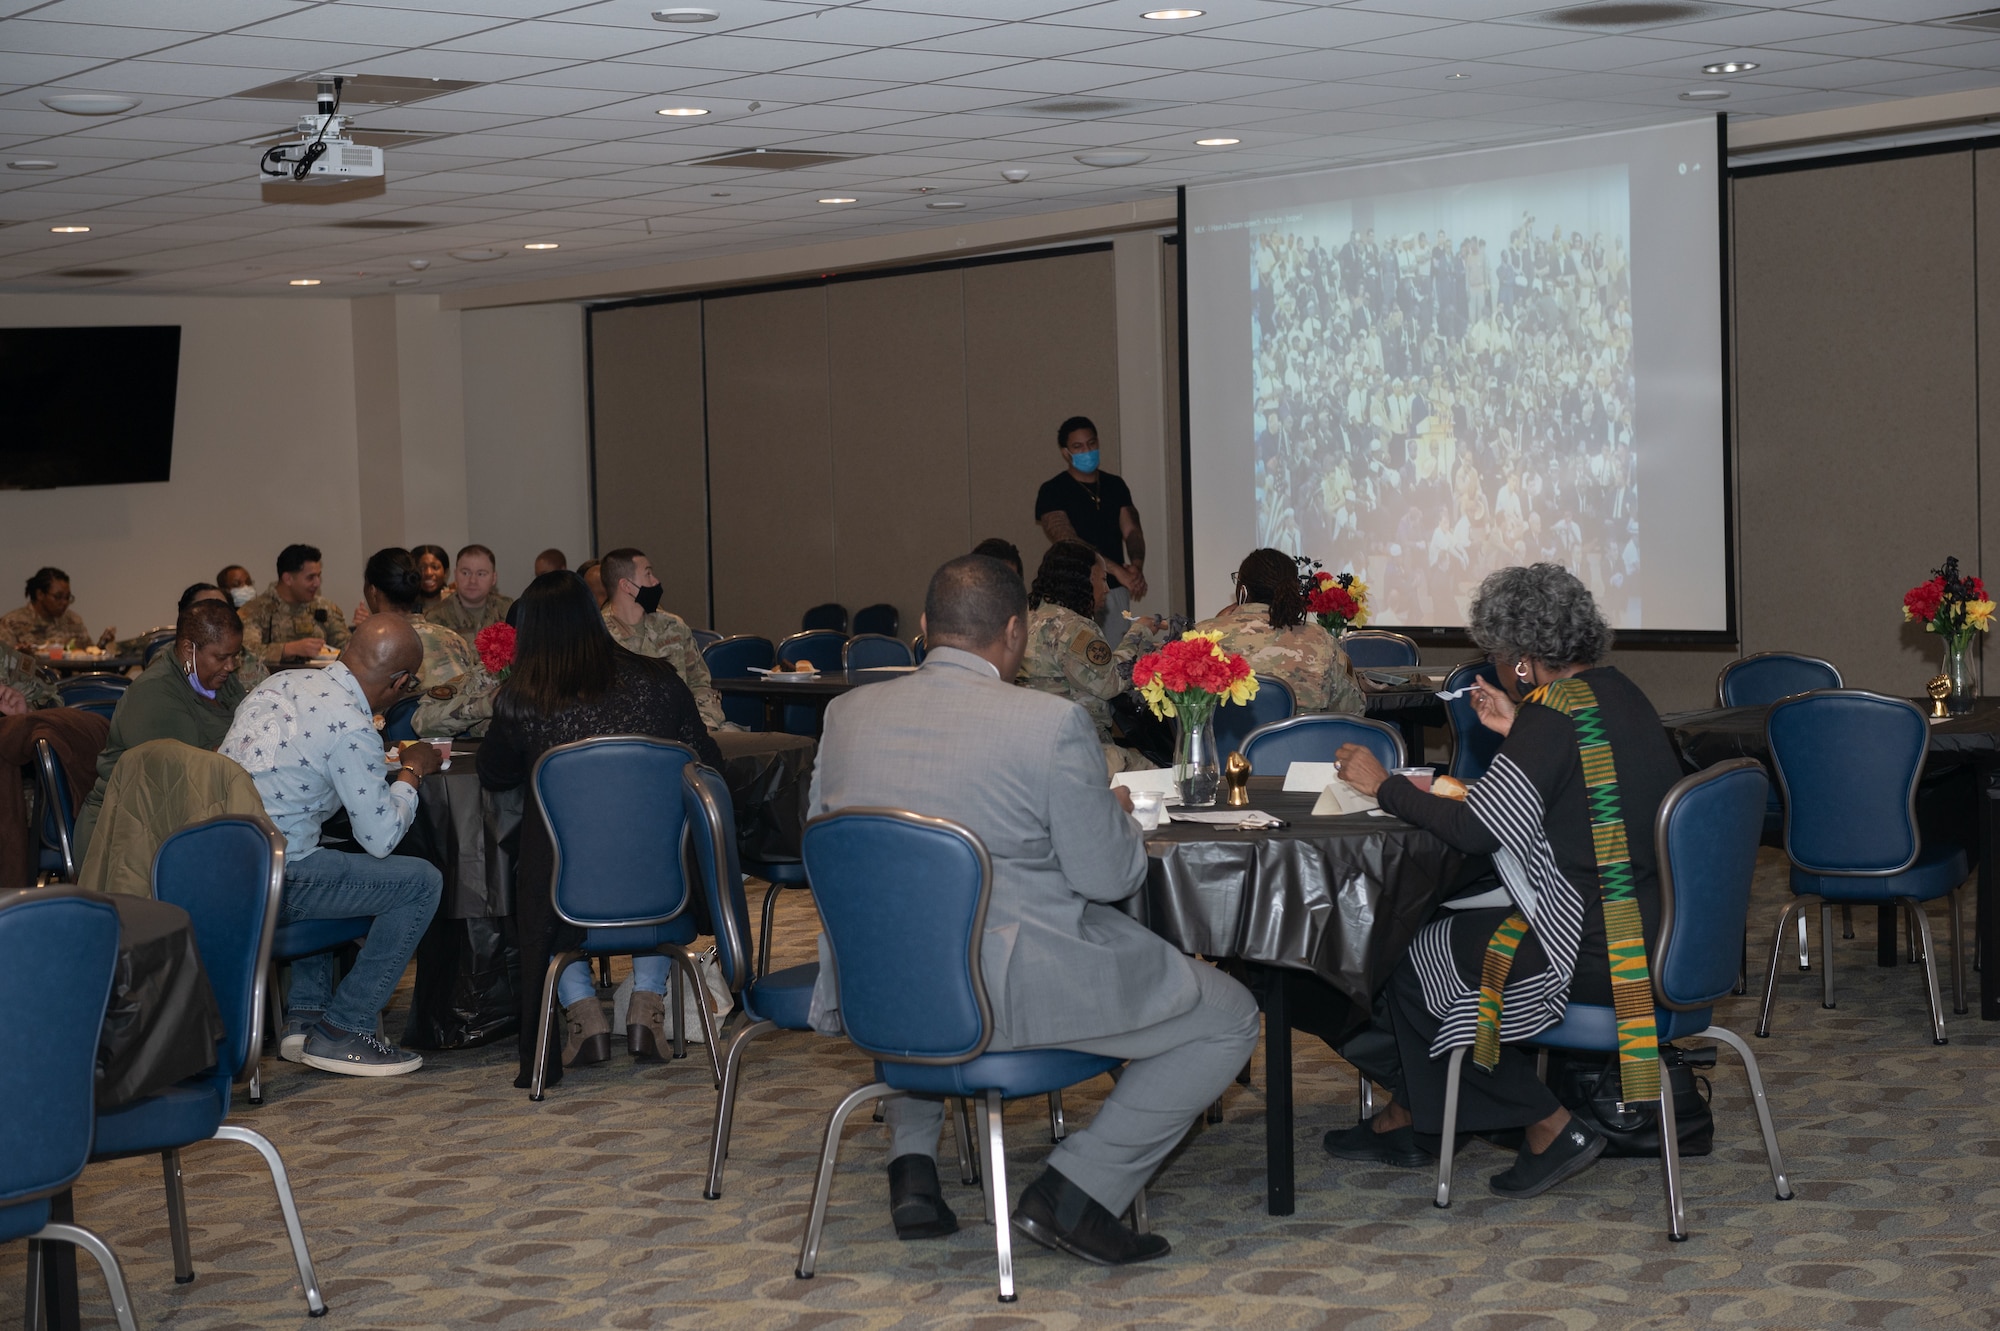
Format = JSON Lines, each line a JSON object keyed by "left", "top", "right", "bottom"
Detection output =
{"left": 809, "top": 554, "right": 1259, "bottom": 1266}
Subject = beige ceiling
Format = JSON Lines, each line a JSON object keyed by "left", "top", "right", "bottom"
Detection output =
{"left": 1, "top": 0, "right": 1996, "bottom": 297}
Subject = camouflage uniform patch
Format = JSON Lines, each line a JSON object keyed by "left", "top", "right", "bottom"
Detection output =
{"left": 602, "top": 608, "right": 725, "bottom": 731}
{"left": 237, "top": 585, "right": 351, "bottom": 664}
{"left": 427, "top": 592, "right": 514, "bottom": 639}
{"left": 1193, "top": 602, "right": 1366, "bottom": 716}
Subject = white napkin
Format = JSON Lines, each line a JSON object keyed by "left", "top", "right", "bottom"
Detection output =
{"left": 1311, "top": 781, "right": 1379, "bottom": 816}
{"left": 1112, "top": 768, "right": 1182, "bottom": 805}
{"left": 1168, "top": 808, "right": 1284, "bottom": 828}
{"left": 1282, "top": 761, "right": 1342, "bottom": 792}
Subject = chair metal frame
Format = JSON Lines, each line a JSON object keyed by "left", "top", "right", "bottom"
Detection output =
{"left": 528, "top": 735, "right": 720, "bottom": 1100}
{"left": 1715, "top": 651, "right": 1843, "bottom": 708}
{"left": 1339, "top": 630, "right": 1420, "bottom": 668}
{"left": 1755, "top": 689, "right": 1967, "bottom": 1044}
{"left": 777, "top": 629, "right": 849, "bottom": 667}
{"left": 33, "top": 738, "right": 77, "bottom": 885}
{"left": 1239, "top": 712, "right": 1408, "bottom": 775}
{"left": 1429, "top": 760, "right": 1793, "bottom": 1240}
{"left": 841, "top": 633, "right": 915, "bottom": 670}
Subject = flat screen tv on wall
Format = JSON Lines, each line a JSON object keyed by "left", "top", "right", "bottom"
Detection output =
{"left": 0, "top": 325, "right": 181, "bottom": 489}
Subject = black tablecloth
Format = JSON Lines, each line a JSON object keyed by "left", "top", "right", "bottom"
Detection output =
{"left": 1129, "top": 779, "right": 1463, "bottom": 1005}
{"left": 99, "top": 895, "right": 223, "bottom": 1110}
{"left": 1665, "top": 698, "right": 2000, "bottom": 773}
{"left": 712, "top": 730, "right": 816, "bottom": 863}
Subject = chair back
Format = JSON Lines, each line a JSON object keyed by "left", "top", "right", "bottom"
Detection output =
{"left": 533, "top": 736, "right": 698, "bottom": 927}
{"left": 778, "top": 630, "right": 847, "bottom": 672}
{"left": 380, "top": 695, "right": 421, "bottom": 743}
{"left": 0, "top": 889, "right": 121, "bottom": 1211}
{"left": 703, "top": 634, "right": 776, "bottom": 678}
{"left": 1652, "top": 759, "right": 1769, "bottom": 1011}
{"left": 683, "top": 765, "right": 754, "bottom": 993}
{"left": 803, "top": 809, "right": 994, "bottom": 1064}
{"left": 853, "top": 603, "right": 899, "bottom": 637}
{"left": 55, "top": 673, "right": 131, "bottom": 707}
{"left": 1717, "top": 651, "right": 1843, "bottom": 707}
{"left": 141, "top": 628, "right": 179, "bottom": 666}
{"left": 151, "top": 816, "right": 283, "bottom": 1084}
{"left": 1241, "top": 713, "right": 1406, "bottom": 776}
{"left": 1443, "top": 659, "right": 1503, "bottom": 782}
{"left": 801, "top": 603, "right": 849, "bottom": 633}
{"left": 35, "top": 738, "right": 77, "bottom": 883}
{"left": 1214, "top": 677, "right": 1294, "bottom": 758}
{"left": 1766, "top": 690, "right": 1926, "bottom": 877}
{"left": 843, "top": 634, "right": 914, "bottom": 670}
{"left": 910, "top": 633, "right": 927, "bottom": 664}
{"left": 1341, "top": 630, "right": 1419, "bottom": 668}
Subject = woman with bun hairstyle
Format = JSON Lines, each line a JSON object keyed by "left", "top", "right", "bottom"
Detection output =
{"left": 1192, "top": 547, "right": 1364, "bottom": 715}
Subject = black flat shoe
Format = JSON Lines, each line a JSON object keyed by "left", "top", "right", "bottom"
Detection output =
{"left": 1489, "top": 1118, "right": 1606, "bottom": 1199}
{"left": 1323, "top": 1119, "right": 1430, "bottom": 1168}
{"left": 887, "top": 1154, "right": 958, "bottom": 1241}
{"left": 1010, "top": 1167, "right": 1170, "bottom": 1266}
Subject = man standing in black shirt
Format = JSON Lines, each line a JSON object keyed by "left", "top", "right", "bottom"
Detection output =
{"left": 1035, "top": 416, "right": 1148, "bottom": 627}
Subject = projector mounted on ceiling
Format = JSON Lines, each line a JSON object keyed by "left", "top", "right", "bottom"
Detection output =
{"left": 256, "top": 77, "right": 386, "bottom": 203}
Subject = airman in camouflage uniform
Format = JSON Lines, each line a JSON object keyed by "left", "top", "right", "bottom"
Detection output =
{"left": 406, "top": 615, "right": 497, "bottom": 738}
{"left": 0, "top": 605, "right": 92, "bottom": 650}
{"left": 1015, "top": 602, "right": 1150, "bottom": 774}
{"left": 1192, "top": 602, "right": 1366, "bottom": 716}
{"left": 238, "top": 584, "right": 351, "bottom": 665}
{"left": 0, "top": 648, "right": 57, "bottom": 708}
{"left": 602, "top": 608, "right": 725, "bottom": 731}
{"left": 427, "top": 591, "right": 513, "bottom": 639}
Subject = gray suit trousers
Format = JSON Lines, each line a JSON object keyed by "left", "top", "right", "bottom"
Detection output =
{"left": 888, "top": 957, "right": 1259, "bottom": 1216}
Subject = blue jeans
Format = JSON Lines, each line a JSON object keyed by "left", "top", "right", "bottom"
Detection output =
{"left": 558, "top": 955, "right": 668, "bottom": 1006}
{"left": 282, "top": 849, "right": 443, "bottom": 1035}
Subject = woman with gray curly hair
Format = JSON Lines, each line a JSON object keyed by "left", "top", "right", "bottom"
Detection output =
{"left": 1323, "top": 564, "right": 1683, "bottom": 1201}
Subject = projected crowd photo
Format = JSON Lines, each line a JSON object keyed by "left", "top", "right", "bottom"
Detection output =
{"left": 1251, "top": 166, "right": 1637, "bottom": 628}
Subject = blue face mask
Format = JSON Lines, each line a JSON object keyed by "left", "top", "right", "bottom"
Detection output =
{"left": 1070, "top": 449, "right": 1100, "bottom": 475}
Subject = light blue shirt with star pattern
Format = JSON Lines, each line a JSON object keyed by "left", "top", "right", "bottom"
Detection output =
{"left": 220, "top": 662, "right": 418, "bottom": 864}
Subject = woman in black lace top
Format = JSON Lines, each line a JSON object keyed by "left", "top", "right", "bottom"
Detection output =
{"left": 480, "top": 571, "right": 723, "bottom": 1088}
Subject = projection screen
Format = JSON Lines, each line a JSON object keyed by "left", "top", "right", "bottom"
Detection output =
{"left": 1184, "top": 118, "right": 1729, "bottom": 636}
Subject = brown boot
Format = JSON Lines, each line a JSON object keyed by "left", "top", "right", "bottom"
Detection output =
{"left": 627, "top": 989, "right": 670, "bottom": 1062}
{"left": 563, "top": 998, "right": 611, "bottom": 1067}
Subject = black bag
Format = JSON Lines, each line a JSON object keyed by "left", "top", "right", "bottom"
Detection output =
{"left": 1549, "top": 1043, "right": 1714, "bottom": 1158}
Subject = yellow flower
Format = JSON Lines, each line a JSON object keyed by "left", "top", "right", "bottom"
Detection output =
{"left": 1182, "top": 629, "right": 1225, "bottom": 645}
{"left": 1226, "top": 672, "right": 1260, "bottom": 707}
{"left": 1968, "top": 600, "right": 1996, "bottom": 632}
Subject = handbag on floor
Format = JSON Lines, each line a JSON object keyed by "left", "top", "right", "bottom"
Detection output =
{"left": 1548, "top": 1043, "right": 1715, "bottom": 1158}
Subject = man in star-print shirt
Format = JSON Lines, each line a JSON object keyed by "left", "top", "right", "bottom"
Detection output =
{"left": 221, "top": 617, "right": 444, "bottom": 1078}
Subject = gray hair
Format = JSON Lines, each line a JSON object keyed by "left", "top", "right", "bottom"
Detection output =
{"left": 1468, "top": 563, "right": 1613, "bottom": 668}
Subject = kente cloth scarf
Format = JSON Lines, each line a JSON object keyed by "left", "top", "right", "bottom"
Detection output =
{"left": 1410, "top": 678, "right": 1661, "bottom": 1102}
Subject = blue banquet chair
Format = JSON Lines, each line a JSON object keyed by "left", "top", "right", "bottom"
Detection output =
{"left": 703, "top": 634, "right": 777, "bottom": 731}
{"left": 1442, "top": 659, "right": 1503, "bottom": 783}
{"left": 1340, "top": 630, "right": 1420, "bottom": 669}
{"left": 3, "top": 887, "right": 135, "bottom": 1331}
{"left": 1432, "top": 759, "right": 1792, "bottom": 1240}
{"left": 801, "top": 603, "right": 849, "bottom": 633}
{"left": 1757, "top": 690, "right": 1970, "bottom": 1044}
{"left": 1214, "top": 677, "right": 1294, "bottom": 759}
{"left": 794, "top": 808, "right": 1135, "bottom": 1303}
{"left": 1716, "top": 652, "right": 1842, "bottom": 707}
{"left": 843, "top": 634, "right": 914, "bottom": 670}
{"left": 88, "top": 816, "right": 327, "bottom": 1315}
{"left": 528, "top": 736, "right": 718, "bottom": 1098}
{"left": 1240, "top": 713, "right": 1406, "bottom": 776}
{"left": 775, "top": 631, "right": 848, "bottom": 735}
{"left": 692, "top": 628, "right": 723, "bottom": 651}
{"left": 853, "top": 603, "right": 899, "bottom": 637}
{"left": 34, "top": 737, "right": 79, "bottom": 884}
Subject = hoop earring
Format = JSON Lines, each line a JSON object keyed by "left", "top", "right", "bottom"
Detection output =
{"left": 1514, "top": 658, "right": 1532, "bottom": 685}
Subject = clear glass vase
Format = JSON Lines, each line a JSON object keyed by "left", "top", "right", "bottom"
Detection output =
{"left": 1175, "top": 710, "right": 1221, "bottom": 807}
{"left": 1944, "top": 635, "right": 1977, "bottom": 715}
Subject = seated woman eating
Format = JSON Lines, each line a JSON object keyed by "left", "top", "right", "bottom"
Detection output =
{"left": 479, "top": 571, "right": 723, "bottom": 1087}
{"left": 1325, "top": 562, "right": 1682, "bottom": 1199}
{"left": 1015, "top": 539, "right": 1150, "bottom": 774}
{"left": 72, "top": 598, "right": 248, "bottom": 860}
{"left": 1193, "top": 548, "right": 1364, "bottom": 715}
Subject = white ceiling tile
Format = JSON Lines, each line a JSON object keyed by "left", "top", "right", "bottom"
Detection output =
{"left": 828, "top": 82, "right": 1025, "bottom": 111}
{"left": 1350, "top": 21, "right": 1592, "bottom": 61}
{"left": 343, "top": 0, "right": 596, "bottom": 17}
{"left": 858, "top": 0, "right": 1109, "bottom": 19}
{"left": 1881, "top": 40, "right": 2000, "bottom": 72}
{"left": 939, "top": 57, "right": 1162, "bottom": 93}
{"left": 723, "top": 6, "right": 990, "bottom": 46}
{"left": 0, "top": 20, "right": 201, "bottom": 59}
{"left": 1217, "top": 47, "right": 1454, "bottom": 82}
{"left": 1085, "top": 70, "right": 1313, "bottom": 100}
{"left": 1796, "top": 0, "right": 1993, "bottom": 19}
{"left": 1637, "top": 10, "right": 1885, "bottom": 46}
{"left": 324, "top": 48, "right": 579, "bottom": 81}
{"left": 902, "top": 22, "right": 1148, "bottom": 58}
{"left": 1848, "top": 66, "right": 2000, "bottom": 97}
{"left": 139, "top": 33, "right": 403, "bottom": 70}
{"left": 782, "top": 47, "right": 1022, "bottom": 81}
{"left": 729, "top": 103, "right": 925, "bottom": 130}
{"left": 1769, "top": 24, "right": 2000, "bottom": 59}
{"left": 0, "top": 52, "right": 110, "bottom": 85}
{"left": 513, "top": 62, "right": 705, "bottom": 93}
{"left": 19, "top": 0, "right": 309, "bottom": 29}
{"left": 678, "top": 71, "right": 903, "bottom": 100}
{"left": 242, "top": 4, "right": 507, "bottom": 44}
{"left": 550, "top": 0, "right": 840, "bottom": 35}
{"left": 435, "top": 20, "right": 684, "bottom": 60}
{"left": 615, "top": 34, "right": 871, "bottom": 73}
{"left": 1346, "top": 0, "right": 1547, "bottom": 18}
{"left": 411, "top": 83, "right": 634, "bottom": 114}
{"left": 1189, "top": 6, "right": 1449, "bottom": 48}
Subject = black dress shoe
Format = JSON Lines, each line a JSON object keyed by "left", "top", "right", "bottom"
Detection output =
{"left": 887, "top": 1154, "right": 958, "bottom": 1240}
{"left": 1489, "top": 1118, "right": 1606, "bottom": 1199}
{"left": 1010, "top": 1167, "right": 1170, "bottom": 1266}
{"left": 1323, "top": 1119, "right": 1430, "bottom": 1168}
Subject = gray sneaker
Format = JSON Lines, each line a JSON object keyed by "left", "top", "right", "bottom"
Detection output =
{"left": 300, "top": 1025, "right": 423, "bottom": 1078}
{"left": 278, "top": 1011, "right": 323, "bottom": 1064}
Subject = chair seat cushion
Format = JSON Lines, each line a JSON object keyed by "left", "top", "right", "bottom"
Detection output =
{"left": 583, "top": 918, "right": 699, "bottom": 954}
{"left": 745, "top": 859, "right": 809, "bottom": 886}
{"left": 91, "top": 1079, "right": 226, "bottom": 1160}
{"left": 1526, "top": 1003, "right": 1715, "bottom": 1051}
{"left": 273, "top": 917, "right": 372, "bottom": 961}
{"left": 880, "top": 1049, "right": 1121, "bottom": 1099}
{"left": 1791, "top": 840, "right": 1970, "bottom": 903}
{"left": 745, "top": 963, "right": 818, "bottom": 1030}
{"left": 0, "top": 1198, "right": 53, "bottom": 1245}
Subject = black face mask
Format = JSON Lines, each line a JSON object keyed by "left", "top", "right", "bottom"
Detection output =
{"left": 633, "top": 583, "right": 664, "bottom": 615}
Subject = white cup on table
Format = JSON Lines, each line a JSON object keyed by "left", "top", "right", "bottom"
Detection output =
{"left": 1130, "top": 790, "right": 1165, "bottom": 831}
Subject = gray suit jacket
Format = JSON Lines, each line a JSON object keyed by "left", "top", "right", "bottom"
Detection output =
{"left": 808, "top": 647, "right": 1201, "bottom": 1049}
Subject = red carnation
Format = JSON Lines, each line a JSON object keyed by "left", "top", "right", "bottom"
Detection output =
{"left": 474, "top": 622, "right": 517, "bottom": 677}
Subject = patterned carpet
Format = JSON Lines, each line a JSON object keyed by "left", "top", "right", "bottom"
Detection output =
{"left": 8, "top": 852, "right": 2000, "bottom": 1330}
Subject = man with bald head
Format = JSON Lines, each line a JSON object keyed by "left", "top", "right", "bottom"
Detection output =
{"left": 221, "top": 616, "right": 445, "bottom": 1078}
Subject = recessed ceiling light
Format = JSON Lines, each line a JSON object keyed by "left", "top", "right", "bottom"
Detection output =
{"left": 523, "top": 242, "right": 559, "bottom": 250}
{"left": 289, "top": 278, "right": 321, "bottom": 286}
{"left": 652, "top": 6, "right": 719, "bottom": 20}
{"left": 818, "top": 196, "right": 857, "bottom": 204}
{"left": 41, "top": 94, "right": 138, "bottom": 116}
{"left": 451, "top": 248, "right": 504, "bottom": 261}
{"left": 925, "top": 199, "right": 966, "bottom": 210}
{"left": 392, "top": 276, "right": 422, "bottom": 286}
{"left": 1142, "top": 8, "right": 1202, "bottom": 17}
{"left": 1195, "top": 137, "right": 1239, "bottom": 146}
{"left": 49, "top": 225, "right": 90, "bottom": 234}
{"left": 8, "top": 160, "right": 57, "bottom": 171}
{"left": 1679, "top": 87, "right": 1730, "bottom": 101}
{"left": 711, "top": 191, "right": 732, "bottom": 197}
{"left": 1075, "top": 151, "right": 1150, "bottom": 167}
{"left": 1447, "top": 72, "right": 1470, "bottom": 79}
{"left": 1702, "top": 60, "right": 1758, "bottom": 75}
{"left": 657, "top": 106, "right": 709, "bottom": 117}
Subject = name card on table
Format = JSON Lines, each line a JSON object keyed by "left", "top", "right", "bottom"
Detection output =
{"left": 1111, "top": 767, "right": 1181, "bottom": 803}
{"left": 1282, "top": 761, "right": 1341, "bottom": 792}
{"left": 1310, "top": 781, "right": 1379, "bottom": 816}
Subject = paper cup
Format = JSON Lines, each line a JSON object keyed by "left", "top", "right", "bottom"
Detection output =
{"left": 1130, "top": 791, "right": 1165, "bottom": 831}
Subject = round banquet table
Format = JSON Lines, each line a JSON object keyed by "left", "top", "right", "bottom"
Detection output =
{"left": 712, "top": 667, "right": 916, "bottom": 730}
{"left": 36, "top": 655, "right": 143, "bottom": 676}
{"left": 1127, "top": 776, "right": 1463, "bottom": 1215}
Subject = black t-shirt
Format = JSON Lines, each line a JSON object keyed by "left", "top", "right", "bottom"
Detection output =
{"left": 1035, "top": 470, "right": 1134, "bottom": 565}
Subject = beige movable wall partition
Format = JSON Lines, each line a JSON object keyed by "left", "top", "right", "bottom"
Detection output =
{"left": 589, "top": 246, "right": 1121, "bottom": 644}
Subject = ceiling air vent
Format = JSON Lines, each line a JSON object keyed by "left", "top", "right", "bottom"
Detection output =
{"left": 684, "top": 148, "right": 863, "bottom": 169}
{"left": 324, "top": 218, "right": 434, "bottom": 230}
{"left": 995, "top": 97, "right": 1182, "bottom": 119}
{"left": 56, "top": 268, "right": 137, "bottom": 278}
{"left": 1940, "top": 8, "right": 2000, "bottom": 32}
{"left": 235, "top": 74, "right": 477, "bottom": 106}
{"left": 1530, "top": 2, "right": 1729, "bottom": 28}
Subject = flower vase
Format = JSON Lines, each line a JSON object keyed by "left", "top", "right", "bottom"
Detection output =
{"left": 1175, "top": 712, "right": 1222, "bottom": 808}
{"left": 1944, "top": 635, "right": 1977, "bottom": 715}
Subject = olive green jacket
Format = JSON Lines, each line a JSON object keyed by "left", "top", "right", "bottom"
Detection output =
{"left": 73, "top": 653, "right": 246, "bottom": 861}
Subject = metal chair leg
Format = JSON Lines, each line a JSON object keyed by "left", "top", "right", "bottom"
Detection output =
{"left": 795, "top": 1082, "right": 895, "bottom": 1280}
{"left": 1434, "top": 1047, "right": 1466, "bottom": 1208}
{"left": 704, "top": 1018, "right": 775, "bottom": 1199}
{"left": 24, "top": 1237, "right": 45, "bottom": 1331}
{"left": 667, "top": 953, "right": 688, "bottom": 1063}
{"left": 1906, "top": 900, "right": 1949, "bottom": 1045}
{"left": 977, "top": 1096, "right": 997, "bottom": 1226}
{"left": 757, "top": 882, "right": 784, "bottom": 980}
{"left": 1949, "top": 885, "right": 1969, "bottom": 1015}
{"left": 31, "top": 1223, "right": 137, "bottom": 1331}
{"left": 1819, "top": 902, "right": 1836, "bottom": 1009}
{"left": 161, "top": 1149, "right": 194, "bottom": 1284}
{"left": 1047, "top": 1090, "right": 1067, "bottom": 1143}
{"left": 247, "top": 1062, "right": 262, "bottom": 1107}
{"left": 1757, "top": 902, "right": 1802, "bottom": 1037}
{"left": 952, "top": 1098, "right": 980, "bottom": 1185}
{"left": 1358, "top": 1073, "right": 1375, "bottom": 1120}
{"left": 664, "top": 944, "right": 723, "bottom": 1086}
{"left": 1841, "top": 904, "right": 1854, "bottom": 939}
{"left": 1127, "top": 1186, "right": 1150, "bottom": 1235}
{"left": 212, "top": 1125, "right": 327, "bottom": 1316}
{"left": 983, "top": 1087, "right": 1017, "bottom": 1303}
{"left": 529, "top": 949, "right": 580, "bottom": 1101}
{"left": 1655, "top": 1068, "right": 1687, "bottom": 1241}
{"left": 1699, "top": 1025, "right": 1792, "bottom": 1200}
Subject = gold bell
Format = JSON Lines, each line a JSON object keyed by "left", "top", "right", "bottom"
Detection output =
{"left": 1928, "top": 673, "right": 1952, "bottom": 718}
{"left": 1224, "top": 751, "right": 1252, "bottom": 807}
